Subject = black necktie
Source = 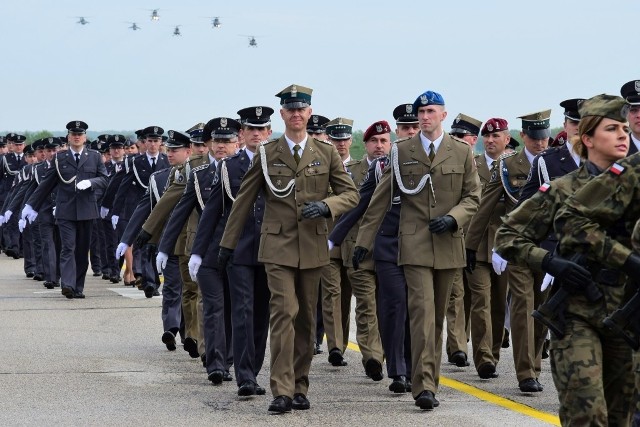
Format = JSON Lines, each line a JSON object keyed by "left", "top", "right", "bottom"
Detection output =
{"left": 75, "top": 153, "right": 80, "bottom": 165}
{"left": 150, "top": 157, "right": 156, "bottom": 172}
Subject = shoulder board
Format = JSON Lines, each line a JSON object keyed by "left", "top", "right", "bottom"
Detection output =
{"left": 191, "top": 163, "right": 209, "bottom": 173}
{"left": 474, "top": 153, "right": 482, "bottom": 159}
{"left": 539, "top": 146, "right": 560, "bottom": 157}
{"left": 261, "top": 138, "right": 278, "bottom": 146}
{"left": 609, "top": 163, "right": 625, "bottom": 176}
{"left": 313, "top": 137, "right": 333, "bottom": 145}
{"left": 394, "top": 137, "right": 411, "bottom": 144}
{"left": 226, "top": 152, "right": 242, "bottom": 160}
{"left": 86, "top": 148, "right": 100, "bottom": 155}
{"left": 188, "top": 153, "right": 204, "bottom": 162}
{"left": 187, "top": 155, "right": 206, "bottom": 167}
{"left": 449, "top": 134, "right": 468, "bottom": 144}
{"left": 151, "top": 167, "right": 171, "bottom": 177}
{"left": 344, "top": 158, "right": 361, "bottom": 167}
{"left": 498, "top": 151, "right": 518, "bottom": 161}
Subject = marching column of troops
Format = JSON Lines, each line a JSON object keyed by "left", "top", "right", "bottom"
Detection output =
{"left": 4, "top": 81, "right": 640, "bottom": 424}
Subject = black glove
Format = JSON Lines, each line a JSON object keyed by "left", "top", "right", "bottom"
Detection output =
{"left": 429, "top": 215, "right": 457, "bottom": 234}
{"left": 541, "top": 253, "right": 591, "bottom": 288}
{"left": 465, "top": 249, "right": 477, "bottom": 274}
{"left": 622, "top": 253, "right": 640, "bottom": 278}
{"left": 218, "top": 247, "right": 234, "bottom": 272}
{"left": 135, "top": 229, "right": 152, "bottom": 248}
{"left": 352, "top": 246, "right": 368, "bottom": 271}
{"left": 302, "top": 201, "right": 330, "bottom": 219}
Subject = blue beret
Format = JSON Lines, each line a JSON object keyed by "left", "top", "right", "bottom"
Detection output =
{"left": 412, "top": 90, "right": 445, "bottom": 112}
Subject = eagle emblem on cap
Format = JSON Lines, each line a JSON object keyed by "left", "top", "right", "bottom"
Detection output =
{"left": 48, "top": 137, "right": 53, "bottom": 143}
{"left": 153, "top": 126, "right": 158, "bottom": 134}
{"left": 256, "top": 107, "right": 262, "bottom": 117}
{"left": 420, "top": 94, "right": 428, "bottom": 105}
{"left": 635, "top": 81, "right": 640, "bottom": 93}
{"left": 291, "top": 85, "right": 297, "bottom": 97}
{"left": 313, "top": 116, "right": 319, "bottom": 124}
{"left": 406, "top": 105, "right": 412, "bottom": 113}
{"left": 455, "top": 116, "right": 461, "bottom": 123}
{"left": 487, "top": 123, "right": 494, "bottom": 132}
{"left": 220, "top": 118, "right": 228, "bottom": 128}
{"left": 168, "top": 130, "right": 174, "bottom": 138}
{"left": 376, "top": 124, "right": 383, "bottom": 133}
{"left": 115, "top": 135, "right": 120, "bottom": 141}
{"left": 76, "top": 121, "right": 81, "bottom": 128}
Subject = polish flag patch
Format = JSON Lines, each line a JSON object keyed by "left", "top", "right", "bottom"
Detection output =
{"left": 538, "top": 182, "right": 551, "bottom": 193}
{"left": 610, "top": 163, "right": 625, "bottom": 175}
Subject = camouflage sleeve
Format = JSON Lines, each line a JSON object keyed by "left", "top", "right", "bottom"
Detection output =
{"left": 555, "top": 165, "right": 639, "bottom": 268}
{"left": 494, "top": 188, "right": 556, "bottom": 271}
{"left": 632, "top": 218, "right": 640, "bottom": 254}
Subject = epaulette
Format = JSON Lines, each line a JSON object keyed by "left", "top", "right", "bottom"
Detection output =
{"left": 226, "top": 151, "right": 242, "bottom": 160}
{"left": 498, "top": 151, "right": 518, "bottom": 161}
{"left": 187, "top": 154, "right": 205, "bottom": 167}
{"left": 450, "top": 134, "right": 468, "bottom": 144}
{"left": 261, "top": 138, "right": 278, "bottom": 146}
{"left": 191, "top": 163, "right": 209, "bottom": 173}
{"left": 539, "top": 146, "right": 561, "bottom": 157}
{"left": 86, "top": 148, "right": 100, "bottom": 155}
{"left": 393, "top": 137, "right": 411, "bottom": 144}
{"left": 313, "top": 137, "right": 333, "bottom": 145}
{"left": 150, "top": 167, "right": 171, "bottom": 177}
{"left": 344, "top": 158, "right": 361, "bottom": 167}
{"left": 474, "top": 153, "right": 482, "bottom": 158}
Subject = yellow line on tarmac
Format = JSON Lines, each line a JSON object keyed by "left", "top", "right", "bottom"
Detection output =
{"left": 345, "top": 340, "right": 560, "bottom": 426}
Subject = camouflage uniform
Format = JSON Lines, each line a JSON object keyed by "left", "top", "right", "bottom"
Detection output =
{"left": 496, "top": 162, "right": 633, "bottom": 426}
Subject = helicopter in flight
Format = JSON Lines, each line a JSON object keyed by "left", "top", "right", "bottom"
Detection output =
{"left": 76, "top": 17, "right": 89, "bottom": 25}
{"left": 211, "top": 17, "right": 222, "bottom": 28}
{"left": 239, "top": 35, "right": 258, "bottom": 47}
{"left": 128, "top": 22, "right": 141, "bottom": 31}
{"left": 173, "top": 25, "right": 182, "bottom": 36}
{"left": 150, "top": 9, "right": 160, "bottom": 21}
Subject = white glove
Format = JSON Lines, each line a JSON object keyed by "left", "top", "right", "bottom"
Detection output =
{"left": 111, "top": 215, "right": 119, "bottom": 230}
{"left": 156, "top": 252, "right": 168, "bottom": 272}
{"left": 188, "top": 254, "right": 202, "bottom": 282}
{"left": 328, "top": 240, "right": 334, "bottom": 251}
{"left": 115, "top": 242, "right": 128, "bottom": 259}
{"left": 100, "top": 206, "right": 109, "bottom": 219}
{"left": 76, "top": 179, "right": 92, "bottom": 190}
{"left": 491, "top": 250, "right": 508, "bottom": 275}
{"left": 52, "top": 206, "right": 56, "bottom": 216}
{"left": 18, "top": 219, "right": 26, "bottom": 233}
{"left": 4, "top": 210, "right": 12, "bottom": 221}
{"left": 541, "top": 273, "right": 555, "bottom": 291}
{"left": 22, "top": 204, "right": 38, "bottom": 223}
{"left": 0, "top": 215, "right": 5, "bottom": 226}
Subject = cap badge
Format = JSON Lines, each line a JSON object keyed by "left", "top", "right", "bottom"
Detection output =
{"left": 168, "top": 130, "right": 174, "bottom": 138}
{"left": 420, "top": 94, "right": 428, "bottom": 105}
{"left": 487, "top": 124, "right": 494, "bottom": 132}
{"left": 153, "top": 126, "right": 158, "bottom": 134}
{"left": 48, "top": 137, "right": 53, "bottom": 143}
{"left": 455, "top": 116, "right": 460, "bottom": 123}
{"left": 375, "top": 124, "right": 383, "bottom": 133}
{"left": 76, "top": 121, "right": 81, "bottom": 128}
{"left": 635, "top": 81, "right": 640, "bottom": 92}
{"left": 406, "top": 105, "right": 412, "bottom": 113}
{"left": 220, "top": 118, "right": 228, "bottom": 128}
{"left": 291, "top": 85, "right": 297, "bottom": 97}
{"left": 115, "top": 135, "right": 120, "bottom": 141}
{"left": 256, "top": 107, "right": 262, "bottom": 117}
{"left": 313, "top": 116, "right": 319, "bottom": 124}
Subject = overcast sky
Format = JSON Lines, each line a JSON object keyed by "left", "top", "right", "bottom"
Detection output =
{"left": 2, "top": 0, "right": 638, "bottom": 134}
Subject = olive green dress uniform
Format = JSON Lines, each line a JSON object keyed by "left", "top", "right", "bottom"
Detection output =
{"left": 356, "top": 133, "right": 481, "bottom": 399}
{"left": 498, "top": 161, "right": 633, "bottom": 426}
{"left": 466, "top": 149, "right": 547, "bottom": 384}
{"left": 219, "top": 135, "right": 359, "bottom": 399}
{"left": 142, "top": 154, "right": 208, "bottom": 355}
{"left": 464, "top": 154, "right": 509, "bottom": 370}
{"left": 342, "top": 156, "right": 384, "bottom": 369}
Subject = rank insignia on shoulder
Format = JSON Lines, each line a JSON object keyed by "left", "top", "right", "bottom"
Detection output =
{"left": 610, "top": 163, "right": 625, "bottom": 175}
{"left": 538, "top": 182, "right": 551, "bottom": 193}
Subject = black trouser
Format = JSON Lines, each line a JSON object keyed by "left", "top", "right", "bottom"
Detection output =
{"left": 57, "top": 219, "right": 92, "bottom": 293}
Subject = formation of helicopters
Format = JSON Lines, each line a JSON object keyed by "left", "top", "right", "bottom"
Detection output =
{"left": 74, "top": 10, "right": 260, "bottom": 47}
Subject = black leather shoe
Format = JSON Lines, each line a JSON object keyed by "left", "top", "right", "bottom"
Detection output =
{"left": 477, "top": 362, "right": 499, "bottom": 379}
{"left": 502, "top": 328, "right": 510, "bottom": 348}
{"left": 110, "top": 276, "right": 121, "bottom": 283}
{"left": 292, "top": 393, "right": 310, "bottom": 410}
{"left": 201, "top": 354, "right": 206, "bottom": 367}
{"left": 183, "top": 337, "right": 199, "bottom": 358}
{"left": 450, "top": 351, "right": 470, "bottom": 367}
{"left": 73, "top": 292, "right": 85, "bottom": 299}
{"left": 406, "top": 380, "right": 412, "bottom": 393}
{"left": 102, "top": 274, "right": 110, "bottom": 280}
{"left": 208, "top": 370, "right": 223, "bottom": 385}
{"left": 223, "top": 371, "right": 233, "bottom": 381}
{"left": 365, "top": 358, "right": 384, "bottom": 381}
{"left": 328, "top": 348, "right": 347, "bottom": 366}
{"left": 256, "top": 384, "right": 266, "bottom": 395}
{"left": 144, "top": 285, "right": 155, "bottom": 298}
{"left": 536, "top": 378, "right": 544, "bottom": 391}
{"left": 415, "top": 390, "right": 437, "bottom": 410}
{"left": 268, "top": 396, "right": 292, "bottom": 413}
{"left": 314, "top": 343, "right": 323, "bottom": 355}
{"left": 519, "top": 378, "right": 542, "bottom": 392}
{"left": 26, "top": 272, "right": 35, "bottom": 278}
{"left": 152, "top": 289, "right": 160, "bottom": 296}
{"left": 33, "top": 274, "right": 44, "bottom": 281}
{"left": 61, "top": 286, "right": 74, "bottom": 299}
{"left": 238, "top": 381, "right": 256, "bottom": 396}
{"left": 389, "top": 376, "right": 409, "bottom": 393}
{"left": 44, "top": 281, "right": 55, "bottom": 289}
{"left": 162, "top": 331, "right": 177, "bottom": 351}
{"left": 92, "top": 272, "right": 101, "bottom": 277}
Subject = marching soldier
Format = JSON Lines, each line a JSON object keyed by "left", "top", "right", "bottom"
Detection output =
{"left": 23, "top": 121, "right": 108, "bottom": 299}
{"left": 355, "top": 90, "right": 481, "bottom": 410}
{"left": 621, "top": 79, "right": 640, "bottom": 154}
{"left": 218, "top": 84, "right": 359, "bottom": 413}
{"left": 2, "top": 133, "right": 27, "bottom": 258}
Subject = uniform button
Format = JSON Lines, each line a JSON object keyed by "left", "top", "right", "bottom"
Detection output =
{"left": 297, "top": 203, "right": 302, "bottom": 207}
{"left": 296, "top": 188, "right": 300, "bottom": 192}
{"left": 431, "top": 204, "right": 435, "bottom": 208}
{"left": 296, "top": 173, "right": 300, "bottom": 177}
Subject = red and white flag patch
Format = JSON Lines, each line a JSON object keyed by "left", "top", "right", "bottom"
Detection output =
{"left": 538, "top": 182, "right": 551, "bottom": 193}
{"left": 610, "top": 163, "right": 625, "bottom": 175}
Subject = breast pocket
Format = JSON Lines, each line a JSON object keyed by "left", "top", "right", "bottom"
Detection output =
{"left": 267, "top": 167, "right": 293, "bottom": 191}
{"left": 400, "top": 165, "right": 429, "bottom": 191}
{"left": 440, "top": 164, "right": 464, "bottom": 191}
{"left": 304, "top": 165, "right": 329, "bottom": 193}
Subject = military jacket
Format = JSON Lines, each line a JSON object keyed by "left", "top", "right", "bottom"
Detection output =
{"left": 518, "top": 144, "right": 579, "bottom": 204}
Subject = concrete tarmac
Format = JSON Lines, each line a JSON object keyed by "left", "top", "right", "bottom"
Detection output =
{"left": 0, "top": 256, "right": 559, "bottom": 426}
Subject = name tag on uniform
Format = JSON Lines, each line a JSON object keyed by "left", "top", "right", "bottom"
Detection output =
{"left": 402, "top": 161, "right": 418, "bottom": 165}
{"left": 272, "top": 163, "right": 287, "bottom": 167}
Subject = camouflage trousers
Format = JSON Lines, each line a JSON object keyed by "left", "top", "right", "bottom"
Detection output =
{"left": 550, "top": 316, "right": 633, "bottom": 426}
{"left": 632, "top": 351, "right": 640, "bottom": 427}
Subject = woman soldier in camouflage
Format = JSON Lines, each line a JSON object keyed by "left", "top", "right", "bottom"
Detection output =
{"left": 494, "top": 94, "right": 633, "bottom": 426}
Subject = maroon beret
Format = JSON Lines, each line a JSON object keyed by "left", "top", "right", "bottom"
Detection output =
{"left": 481, "top": 118, "right": 509, "bottom": 135}
{"left": 363, "top": 120, "right": 391, "bottom": 142}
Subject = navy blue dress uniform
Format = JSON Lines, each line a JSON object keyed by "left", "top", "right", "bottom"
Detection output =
{"left": 25, "top": 121, "right": 108, "bottom": 298}
{"left": 191, "top": 106, "right": 270, "bottom": 395}
{"left": 89, "top": 136, "right": 111, "bottom": 277}
{"left": 330, "top": 153, "right": 413, "bottom": 392}
{"left": 2, "top": 133, "right": 28, "bottom": 258}
{"left": 621, "top": 79, "right": 640, "bottom": 155}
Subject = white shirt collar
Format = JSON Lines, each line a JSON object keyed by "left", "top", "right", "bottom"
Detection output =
{"left": 523, "top": 148, "right": 536, "bottom": 165}
{"left": 244, "top": 148, "right": 255, "bottom": 162}
{"left": 484, "top": 152, "right": 497, "bottom": 168}
{"left": 343, "top": 155, "right": 352, "bottom": 165}
{"left": 146, "top": 153, "right": 157, "bottom": 164}
{"left": 70, "top": 148, "right": 83, "bottom": 157}
{"left": 565, "top": 140, "right": 581, "bottom": 167}
{"left": 419, "top": 131, "right": 444, "bottom": 157}
{"left": 208, "top": 153, "right": 216, "bottom": 165}
{"left": 285, "top": 134, "right": 308, "bottom": 156}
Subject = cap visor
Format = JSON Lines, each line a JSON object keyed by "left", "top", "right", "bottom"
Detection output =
{"left": 525, "top": 129, "right": 550, "bottom": 139}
